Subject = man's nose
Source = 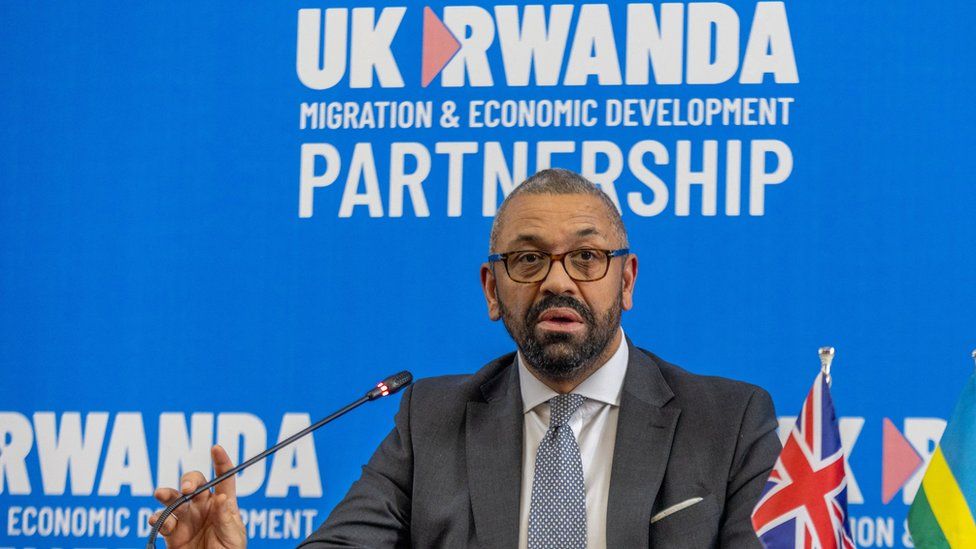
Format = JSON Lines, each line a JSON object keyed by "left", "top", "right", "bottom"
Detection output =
{"left": 539, "top": 258, "right": 579, "bottom": 295}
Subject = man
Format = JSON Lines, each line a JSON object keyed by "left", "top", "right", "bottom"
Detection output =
{"left": 150, "top": 169, "right": 781, "bottom": 548}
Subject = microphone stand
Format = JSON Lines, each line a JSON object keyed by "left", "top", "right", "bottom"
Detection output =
{"left": 146, "top": 371, "right": 412, "bottom": 548}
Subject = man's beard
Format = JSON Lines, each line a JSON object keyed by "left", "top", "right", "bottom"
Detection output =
{"left": 499, "top": 292, "right": 622, "bottom": 382}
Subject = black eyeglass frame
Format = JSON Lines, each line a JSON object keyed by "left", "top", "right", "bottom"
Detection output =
{"left": 487, "top": 248, "right": 630, "bottom": 283}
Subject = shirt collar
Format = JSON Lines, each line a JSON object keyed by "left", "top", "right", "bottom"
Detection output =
{"left": 517, "top": 328, "right": 629, "bottom": 413}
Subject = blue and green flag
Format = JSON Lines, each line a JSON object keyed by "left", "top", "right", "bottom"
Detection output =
{"left": 908, "top": 370, "right": 976, "bottom": 548}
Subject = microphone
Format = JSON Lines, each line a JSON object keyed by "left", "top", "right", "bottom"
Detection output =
{"left": 367, "top": 370, "right": 413, "bottom": 400}
{"left": 146, "top": 370, "right": 413, "bottom": 548}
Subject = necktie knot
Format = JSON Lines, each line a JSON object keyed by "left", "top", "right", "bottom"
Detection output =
{"left": 549, "top": 393, "right": 585, "bottom": 427}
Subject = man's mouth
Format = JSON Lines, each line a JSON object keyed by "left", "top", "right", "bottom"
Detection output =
{"left": 536, "top": 308, "right": 585, "bottom": 332}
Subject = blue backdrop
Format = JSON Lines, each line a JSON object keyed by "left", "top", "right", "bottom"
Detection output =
{"left": 2, "top": 2, "right": 974, "bottom": 547}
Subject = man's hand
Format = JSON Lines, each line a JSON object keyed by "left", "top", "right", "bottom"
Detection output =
{"left": 149, "top": 445, "right": 247, "bottom": 549}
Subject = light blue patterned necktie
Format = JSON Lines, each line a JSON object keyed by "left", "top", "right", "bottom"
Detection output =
{"left": 528, "top": 393, "right": 587, "bottom": 549}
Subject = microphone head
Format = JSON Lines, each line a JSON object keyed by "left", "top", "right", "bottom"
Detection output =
{"left": 367, "top": 371, "right": 414, "bottom": 400}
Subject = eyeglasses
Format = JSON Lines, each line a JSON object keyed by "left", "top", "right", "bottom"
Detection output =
{"left": 487, "top": 248, "right": 630, "bottom": 283}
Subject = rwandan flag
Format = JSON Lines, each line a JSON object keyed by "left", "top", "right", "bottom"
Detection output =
{"left": 908, "top": 369, "right": 976, "bottom": 548}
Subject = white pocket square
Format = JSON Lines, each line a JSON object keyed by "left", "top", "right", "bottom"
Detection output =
{"left": 650, "top": 497, "right": 704, "bottom": 524}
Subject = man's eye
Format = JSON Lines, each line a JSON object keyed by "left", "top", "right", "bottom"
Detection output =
{"left": 514, "top": 252, "right": 544, "bottom": 264}
{"left": 574, "top": 249, "right": 602, "bottom": 262}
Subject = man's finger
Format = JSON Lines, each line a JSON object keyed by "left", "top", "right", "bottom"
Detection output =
{"left": 180, "top": 470, "right": 210, "bottom": 503}
{"left": 153, "top": 487, "right": 190, "bottom": 519}
{"left": 149, "top": 510, "right": 178, "bottom": 536}
{"left": 211, "top": 445, "right": 238, "bottom": 508}
{"left": 214, "top": 493, "right": 247, "bottom": 544}
{"left": 154, "top": 487, "right": 181, "bottom": 505}
{"left": 215, "top": 493, "right": 236, "bottom": 526}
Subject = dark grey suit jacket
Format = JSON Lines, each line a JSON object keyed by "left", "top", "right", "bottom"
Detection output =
{"left": 300, "top": 342, "right": 780, "bottom": 548}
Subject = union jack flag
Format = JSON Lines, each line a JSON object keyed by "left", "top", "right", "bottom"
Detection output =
{"left": 751, "top": 372, "right": 856, "bottom": 549}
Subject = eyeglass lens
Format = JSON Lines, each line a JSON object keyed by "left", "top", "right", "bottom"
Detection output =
{"left": 506, "top": 249, "right": 609, "bottom": 282}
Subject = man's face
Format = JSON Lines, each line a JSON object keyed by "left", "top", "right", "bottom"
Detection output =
{"left": 480, "top": 193, "right": 637, "bottom": 382}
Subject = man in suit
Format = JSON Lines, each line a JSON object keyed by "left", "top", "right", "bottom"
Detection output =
{"left": 150, "top": 168, "right": 781, "bottom": 548}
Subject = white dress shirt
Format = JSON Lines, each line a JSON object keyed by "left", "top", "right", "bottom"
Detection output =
{"left": 516, "top": 329, "right": 629, "bottom": 549}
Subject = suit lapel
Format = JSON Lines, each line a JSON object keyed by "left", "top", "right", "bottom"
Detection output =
{"left": 466, "top": 360, "right": 523, "bottom": 549}
{"left": 607, "top": 342, "right": 681, "bottom": 548}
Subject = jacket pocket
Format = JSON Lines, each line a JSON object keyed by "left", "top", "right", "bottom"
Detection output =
{"left": 648, "top": 493, "right": 720, "bottom": 547}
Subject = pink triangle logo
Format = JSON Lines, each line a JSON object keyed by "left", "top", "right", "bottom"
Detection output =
{"left": 421, "top": 7, "right": 461, "bottom": 87}
{"left": 881, "top": 418, "right": 924, "bottom": 504}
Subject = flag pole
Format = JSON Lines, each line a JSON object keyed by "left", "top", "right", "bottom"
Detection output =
{"left": 819, "top": 346, "right": 835, "bottom": 386}
{"left": 971, "top": 348, "right": 975, "bottom": 370}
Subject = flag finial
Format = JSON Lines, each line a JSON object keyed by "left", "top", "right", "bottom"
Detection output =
{"left": 819, "top": 346, "right": 835, "bottom": 384}
{"left": 971, "top": 349, "right": 976, "bottom": 370}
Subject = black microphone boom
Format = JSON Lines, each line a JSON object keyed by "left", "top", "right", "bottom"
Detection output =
{"left": 146, "top": 370, "right": 413, "bottom": 548}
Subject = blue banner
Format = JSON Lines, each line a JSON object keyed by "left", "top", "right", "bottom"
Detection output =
{"left": 2, "top": 2, "right": 974, "bottom": 547}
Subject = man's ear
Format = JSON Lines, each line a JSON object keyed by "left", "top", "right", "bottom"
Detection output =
{"left": 480, "top": 263, "right": 502, "bottom": 321}
{"left": 621, "top": 253, "right": 638, "bottom": 311}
